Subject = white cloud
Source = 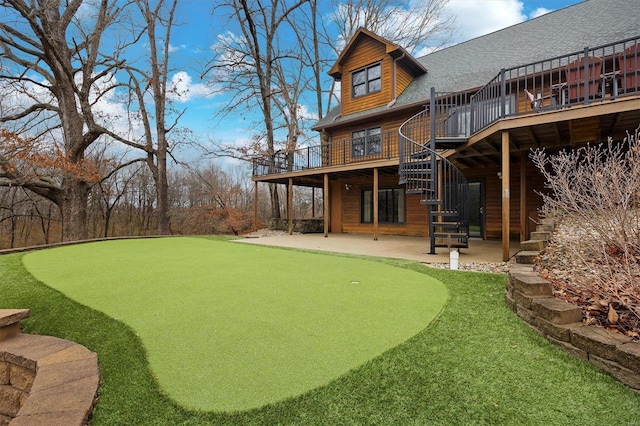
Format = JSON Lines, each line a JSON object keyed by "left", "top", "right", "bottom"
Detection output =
{"left": 444, "top": 0, "right": 527, "bottom": 43}
{"left": 443, "top": 1, "right": 565, "bottom": 44}
{"left": 530, "top": 7, "right": 552, "bottom": 18}
{"left": 168, "top": 71, "right": 216, "bottom": 102}
{"left": 294, "top": 104, "right": 318, "bottom": 122}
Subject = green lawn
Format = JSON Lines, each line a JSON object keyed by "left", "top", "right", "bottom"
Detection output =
{"left": 21, "top": 237, "right": 447, "bottom": 412}
{"left": 2, "top": 237, "right": 639, "bottom": 424}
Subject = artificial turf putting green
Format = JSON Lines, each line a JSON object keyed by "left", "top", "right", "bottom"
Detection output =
{"left": 22, "top": 237, "right": 448, "bottom": 412}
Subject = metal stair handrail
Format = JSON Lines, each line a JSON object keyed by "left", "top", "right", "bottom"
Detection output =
{"left": 398, "top": 88, "right": 470, "bottom": 252}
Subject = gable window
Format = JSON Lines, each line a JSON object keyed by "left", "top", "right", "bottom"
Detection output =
{"left": 352, "top": 62, "right": 381, "bottom": 97}
{"left": 361, "top": 188, "right": 405, "bottom": 224}
{"left": 352, "top": 127, "right": 381, "bottom": 157}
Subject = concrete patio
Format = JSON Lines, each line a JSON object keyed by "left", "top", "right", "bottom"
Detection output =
{"left": 235, "top": 232, "right": 520, "bottom": 265}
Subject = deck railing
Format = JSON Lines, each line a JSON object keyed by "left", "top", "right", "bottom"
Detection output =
{"left": 252, "top": 129, "right": 399, "bottom": 176}
{"left": 471, "top": 35, "right": 640, "bottom": 133}
{"left": 399, "top": 90, "right": 473, "bottom": 146}
{"left": 253, "top": 35, "right": 640, "bottom": 178}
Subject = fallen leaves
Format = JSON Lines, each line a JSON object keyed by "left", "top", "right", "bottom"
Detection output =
{"left": 608, "top": 304, "right": 619, "bottom": 324}
{"left": 534, "top": 216, "right": 640, "bottom": 340}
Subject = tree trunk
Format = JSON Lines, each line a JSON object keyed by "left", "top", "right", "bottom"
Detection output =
{"left": 61, "top": 178, "right": 89, "bottom": 242}
{"left": 156, "top": 151, "right": 171, "bottom": 234}
{"left": 269, "top": 183, "right": 281, "bottom": 219}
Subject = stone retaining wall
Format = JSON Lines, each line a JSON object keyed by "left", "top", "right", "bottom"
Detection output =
{"left": 0, "top": 309, "right": 100, "bottom": 425}
{"left": 268, "top": 218, "right": 323, "bottom": 233}
{"left": 506, "top": 265, "right": 640, "bottom": 391}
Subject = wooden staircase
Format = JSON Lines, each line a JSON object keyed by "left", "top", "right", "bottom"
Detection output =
{"left": 398, "top": 90, "right": 470, "bottom": 254}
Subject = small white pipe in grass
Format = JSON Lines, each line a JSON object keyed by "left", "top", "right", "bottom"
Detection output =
{"left": 449, "top": 249, "right": 459, "bottom": 270}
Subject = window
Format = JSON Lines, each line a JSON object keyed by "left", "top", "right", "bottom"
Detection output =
{"left": 361, "top": 188, "right": 405, "bottom": 224}
{"left": 352, "top": 63, "right": 381, "bottom": 97}
{"left": 352, "top": 127, "right": 381, "bottom": 157}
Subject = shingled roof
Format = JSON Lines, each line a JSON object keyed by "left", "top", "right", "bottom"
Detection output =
{"left": 314, "top": 0, "right": 640, "bottom": 130}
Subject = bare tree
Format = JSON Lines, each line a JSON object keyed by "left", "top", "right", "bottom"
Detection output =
{"left": 169, "top": 163, "right": 254, "bottom": 235}
{"left": 122, "top": 0, "right": 183, "bottom": 235}
{"left": 204, "top": 0, "right": 308, "bottom": 219}
{"left": 329, "top": 0, "right": 455, "bottom": 55}
{"left": 532, "top": 127, "right": 640, "bottom": 335}
{"left": 0, "top": 0, "right": 129, "bottom": 241}
{"left": 97, "top": 163, "right": 145, "bottom": 238}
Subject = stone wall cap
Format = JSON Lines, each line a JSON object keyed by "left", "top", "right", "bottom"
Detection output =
{"left": 0, "top": 310, "right": 30, "bottom": 328}
{"left": 532, "top": 297, "right": 583, "bottom": 324}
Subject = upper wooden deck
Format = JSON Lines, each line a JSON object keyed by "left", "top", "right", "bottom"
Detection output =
{"left": 253, "top": 35, "right": 640, "bottom": 185}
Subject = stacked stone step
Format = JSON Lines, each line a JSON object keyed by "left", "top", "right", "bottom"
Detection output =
{"left": 0, "top": 309, "right": 100, "bottom": 425}
{"left": 515, "top": 220, "right": 555, "bottom": 265}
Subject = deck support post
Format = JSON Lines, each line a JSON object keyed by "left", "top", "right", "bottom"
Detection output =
{"left": 520, "top": 151, "right": 527, "bottom": 242}
{"left": 373, "top": 168, "right": 379, "bottom": 241}
{"left": 502, "top": 131, "right": 511, "bottom": 262}
{"left": 253, "top": 181, "right": 258, "bottom": 231}
{"left": 323, "top": 173, "right": 329, "bottom": 237}
{"left": 288, "top": 178, "right": 293, "bottom": 235}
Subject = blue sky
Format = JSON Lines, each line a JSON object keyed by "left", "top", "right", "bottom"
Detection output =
{"left": 163, "top": 0, "right": 584, "bottom": 160}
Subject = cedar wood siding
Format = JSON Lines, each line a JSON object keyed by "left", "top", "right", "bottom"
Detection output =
{"left": 341, "top": 37, "right": 393, "bottom": 116}
{"left": 337, "top": 174, "right": 429, "bottom": 236}
{"left": 325, "top": 33, "right": 557, "bottom": 240}
{"left": 463, "top": 160, "right": 545, "bottom": 240}
{"left": 395, "top": 64, "right": 413, "bottom": 98}
{"left": 326, "top": 115, "right": 414, "bottom": 164}
{"left": 334, "top": 164, "right": 544, "bottom": 239}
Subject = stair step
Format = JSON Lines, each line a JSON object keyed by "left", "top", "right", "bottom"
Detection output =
{"left": 405, "top": 180, "right": 434, "bottom": 184}
{"left": 434, "top": 137, "right": 468, "bottom": 150}
{"left": 520, "top": 239, "right": 547, "bottom": 251}
{"left": 409, "top": 151, "right": 432, "bottom": 160}
{"left": 403, "top": 160, "right": 433, "bottom": 166}
{"left": 430, "top": 210, "right": 459, "bottom": 217}
{"left": 407, "top": 189, "right": 436, "bottom": 195}
{"left": 432, "top": 232, "right": 468, "bottom": 238}
{"left": 536, "top": 224, "right": 554, "bottom": 232}
{"left": 433, "top": 225, "right": 467, "bottom": 232}
{"left": 516, "top": 251, "right": 539, "bottom": 264}
{"left": 403, "top": 177, "right": 434, "bottom": 183}
{"left": 530, "top": 231, "right": 551, "bottom": 241}
{"left": 434, "top": 242, "right": 469, "bottom": 249}
{"left": 404, "top": 174, "right": 434, "bottom": 178}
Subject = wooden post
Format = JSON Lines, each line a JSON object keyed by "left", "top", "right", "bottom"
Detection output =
{"left": 323, "top": 174, "right": 329, "bottom": 237}
{"left": 520, "top": 151, "right": 527, "bottom": 242}
{"left": 502, "top": 131, "right": 511, "bottom": 261}
{"left": 373, "top": 168, "right": 379, "bottom": 241}
{"left": 253, "top": 181, "right": 258, "bottom": 231}
{"left": 288, "top": 178, "right": 293, "bottom": 235}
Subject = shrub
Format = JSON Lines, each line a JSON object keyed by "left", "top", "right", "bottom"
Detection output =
{"left": 531, "top": 126, "right": 640, "bottom": 338}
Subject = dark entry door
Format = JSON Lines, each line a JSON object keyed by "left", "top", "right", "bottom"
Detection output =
{"left": 468, "top": 180, "right": 484, "bottom": 238}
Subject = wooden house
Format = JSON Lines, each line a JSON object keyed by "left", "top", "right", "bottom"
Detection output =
{"left": 251, "top": 0, "right": 640, "bottom": 260}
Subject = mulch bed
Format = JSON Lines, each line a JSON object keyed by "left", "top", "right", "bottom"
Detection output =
{"left": 534, "top": 221, "right": 640, "bottom": 340}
